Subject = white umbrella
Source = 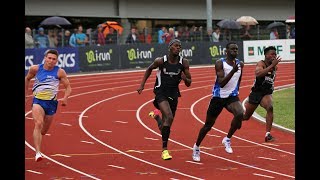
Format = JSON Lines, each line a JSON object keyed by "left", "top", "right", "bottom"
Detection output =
{"left": 236, "top": 16, "right": 258, "bottom": 26}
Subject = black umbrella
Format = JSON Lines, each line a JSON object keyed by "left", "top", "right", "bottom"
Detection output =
{"left": 40, "top": 16, "right": 72, "bottom": 26}
{"left": 267, "top": 21, "right": 285, "bottom": 29}
{"left": 217, "top": 19, "right": 242, "bottom": 29}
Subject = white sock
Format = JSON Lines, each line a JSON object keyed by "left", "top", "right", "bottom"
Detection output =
{"left": 265, "top": 132, "right": 270, "bottom": 136}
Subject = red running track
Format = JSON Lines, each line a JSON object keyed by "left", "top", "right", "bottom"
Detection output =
{"left": 25, "top": 62, "right": 295, "bottom": 180}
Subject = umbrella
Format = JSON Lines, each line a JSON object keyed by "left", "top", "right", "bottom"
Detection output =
{"left": 267, "top": 21, "right": 286, "bottom": 29}
{"left": 40, "top": 16, "right": 72, "bottom": 26}
{"left": 236, "top": 16, "right": 258, "bottom": 26}
{"left": 101, "top": 21, "right": 124, "bottom": 37}
{"left": 285, "top": 16, "right": 295, "bottom": 23}
{"left": 217, "top": 19, "right": 242, "bottom": 29}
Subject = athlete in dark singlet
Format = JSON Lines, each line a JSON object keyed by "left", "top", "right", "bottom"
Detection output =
{"left": 243, "top": 46, "right": 282, "bottom": 142}
{"left": 137, "top": 39, "right": 192, "bottom": 160}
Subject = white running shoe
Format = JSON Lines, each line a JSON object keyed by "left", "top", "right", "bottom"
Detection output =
{"left": 192, "top": 143, "right": 201, "bottom": 162}
{"left": 35, "top": 152, "right": 43, "bottom": 162}
{"left": 222, "top": 137, "right": 233, "bottom": 154}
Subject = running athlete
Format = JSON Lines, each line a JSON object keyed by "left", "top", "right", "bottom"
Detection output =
{"left": 25, "top": 49, "right": 72, "bottom": 162}
{"left": 192, "top": 42, "right": 244, "bottom": 162}
{"left": 243, "top": 46, "right": 282, "bottom": 142}
{"left": 137, "top": 39, "right": 192, "bottom": 160}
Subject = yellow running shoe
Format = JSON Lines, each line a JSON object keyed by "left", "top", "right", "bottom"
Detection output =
{"left": 161, "top": 150, "right": 172, "bottom": 160}
{"left": 148, "top": 109, "right": 160, "bottom": 119}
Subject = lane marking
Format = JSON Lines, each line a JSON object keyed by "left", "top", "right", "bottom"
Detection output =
{"left": 115, "top": 121, "right": 128, "bottom": 124}
{"left": 26, "top": 170, "right": 42, "bottom": 174}
{"left": 99, "top": 130, "right": 112, "bottom": 133}
{"left": 107, "top": 165, "right": 125, "bottom": 169}
{"left": 126, "top": 150, "right": 144, "bottom": 154}
{"left": 51, "top": 154, "right": 71, "bottom": 158}
{"left": 207, "top": 134, "right": 221, "bottom": 137}
{"left": 60, "top": 123, "right": 72, "bottom": 126}
{"left": 81, "top": 141, "right": 94, "bottom": 144}
{"left": 144, "top": 137, "right": 159, "bottom": 141}
{"left": 257, "top": 157, "right": 277, "bottom": 161}
{"left": 186, "top": 161, "right": 203, "bottom": 165}
{"left": 253, "top": 173, "right": 275, "bottom": 178}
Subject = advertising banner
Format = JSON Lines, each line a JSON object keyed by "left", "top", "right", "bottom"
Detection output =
{"left": 243, "top": 39, "right": 295, "bottom": 63}
{"left": 78, "top": 45, "right": 119, "bottom": 72}
{"left": 25, "top": 47, "right": 79, "bottom": 75}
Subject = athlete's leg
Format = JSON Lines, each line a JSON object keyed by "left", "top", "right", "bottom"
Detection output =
{"left": 243, "top": 92, "right": 260, "bottom": 120}
{"left": 195, "top": 98, "right": 223, "bottom": 146}
{"left": 260, "top": 94, "right": 273, "bottom": 132}
{"left": 32, "top": 104, "right": 45, "bottom": 153}
{"left": 226, "top": 99, "right": 244, "bottom": 137}
{"left": 158, "top": 100, "right": 174, "bottom": 150}
{"left": 41, "top": 115, "right": 54, "bottom": 135}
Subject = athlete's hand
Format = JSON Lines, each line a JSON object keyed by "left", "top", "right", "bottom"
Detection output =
{"left": 232, "top": 61, "right": 240, "bottom": 73}
{"left": 137, "top": 86, "right": 144, "bottom": 94}
{"left": 61, "top": 98, "right": 68, "bottom": 106}
{"left": 271, "top": 55, "right": 282, "bottom": 67}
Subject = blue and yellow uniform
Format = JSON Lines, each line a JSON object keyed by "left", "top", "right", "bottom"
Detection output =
{"left": 32, "top": 64, "right": 59, "bottom": 115}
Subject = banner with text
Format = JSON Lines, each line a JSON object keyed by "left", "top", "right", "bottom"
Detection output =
{"left": 243, "top": 39, "right": 295, "bottom": 63}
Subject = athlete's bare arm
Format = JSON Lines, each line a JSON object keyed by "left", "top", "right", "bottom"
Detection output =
{"left": 181, "top": 59, "right": 191, "bottom": 87}
{"left": 58, "top": 68, "right": 72, "bottom": 106}
{"left": 137, "top": 57, "right": 163, "bottom": 94}
{"left": 25, "top": 65, "right": 39, "bottom": 98}
{"left": 215, "top": 59, "right": 239, "bottom": 88}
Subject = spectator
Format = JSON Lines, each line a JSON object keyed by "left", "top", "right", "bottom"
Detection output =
{"left": 126, "top": 27, "right": 140, "bottom": 44}
{"left": 203, "top": 28, "right": 213, "bottom": 42}
{"left": 69, "top": 28, "right": 78, "bottom": 47}
{"left": 139, "top": 27, "right": 152, "bottom": 44}
{"left": 240, "top": 25, "right": 253, "bottom": 40}
{"left": 106, "top": 27, "right": 118, "bottom": 44}
{"left": 75, "top": 25, "right": 89, "bottom": 47}
{"left": 270, "top": 28, "right": 279, "bottom": 40}
{"left": 158, "top": 26, "right": 166, "bottom": 44}
{"left": 212, "top": 27, "right": 221, "bottom": 42}
{"left": 25, "top": 27, "right": 35, "bottom": 49}
{"left": 48, "top": 29, "right": 58, "bottom": 48}
{"left": 162, "top": 27, "right": 175, "bottom": 44}
{"left": 34, "top": 27, "right": 49, "bottom": 48}
{"left": 96, "top": 24, "right": 106, "bottom": 46}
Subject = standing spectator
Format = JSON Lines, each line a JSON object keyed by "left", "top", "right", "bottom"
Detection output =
{"left": 75, "top": 25, "right": 89, "bottom": 47}
{"left": 34, "top": 27, "right": 49, "bottom": 48}
{"left": 158, "top": 26, "right": 166, "bottom": 44}
{"left": 25, "top": 27, "right": 35, "bottom": 49}
{"left": 139, "top": 27, "right": 152, "bottom": 44}
{"left": 181, "top": 26, "right": 191, "bottom": 42}
{"left": 69, "top": 28, "right": 78, "bottom": 47}
{"left": 240, "top": 25, "right": 253, "bottom": 40}
{"left": 203, "top": 28, "right": 213, "bottom": 42}
{"left": 270, "top": 28, "right": 279, "bottom": 40}
{"left": 106, "top": 27, "right": 118, "bottom": 44}
{"left": 162, "top": 27, "right": 175, "bottom": 44}
{"left": 48, "top": 29, "right": 58, "bottom": 48}
{"left": 63, "top": 30, "right": 71, "bottom": 47}
{"left": 212, "top": 27, "right": 221, "bottom": 42}
{"left": 96, "top": 24, "right": 106, "bottom": 46}
{"left": 126, "top": 27, "right": 140, "bottom": 44}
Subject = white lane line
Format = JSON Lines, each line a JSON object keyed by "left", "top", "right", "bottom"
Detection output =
{"left": 199, "top": 146, "right": 212, "bottom": 150}
{"left": 115, "top": 121, "right": 128, "bottom": 124}
{"left": 99, "top": 130, "right": 112, "bottom": 133}
{"left": 118, "top": 110, "right": 137, "bottom": 111}
{"left": 257, "top": 157, "right": 277, "bottom": 161}
{"left": 79, "top": 90, "right": 204, "bottom": 180}
{"left": 144, "top": 137, "right": 159, "bottom": 141}
{"left": 185, "top": 160, "right": 203, "bottom": 165}
{"left": 26, "top": 170, "right": 43, "bottom": 174}
{"left": 108, "top": 165, "right": 125, "bottom": 169}
{"left": 207, "top": 134, "right": 221, "bottom": 137}
{"left": 60, "top": 123, "right": 72, "bottom": 126}
{"left": 45, "top": 134, "right": 51, "bottom": 136}
{"left": 51, "top": 154, "right": 71, "bottom": 157}
{"left": 81, "top": 140, "right": 94, "bottom": 144}
{"left": 126, "top": 150, "right": 144, "bottom": 154}
{"left": 25, "top": 117, "right": 33, "bottom": 120}
{"left": 253, "top": 173, "right": 275, "bottom": 178}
